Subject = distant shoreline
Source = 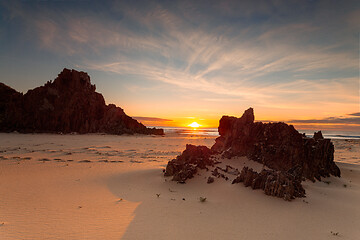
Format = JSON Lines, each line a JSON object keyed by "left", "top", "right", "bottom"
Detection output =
{"left": 2, "top": 128, "right": 360, "bottom": 140}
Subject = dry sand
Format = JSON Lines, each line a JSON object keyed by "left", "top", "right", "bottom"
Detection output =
{"left": 0, "top": 133, "right": 359, "bottom": 240}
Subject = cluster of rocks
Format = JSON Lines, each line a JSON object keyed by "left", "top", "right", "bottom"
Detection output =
{"left": 211, "top": 108, "right": 340, "bottom": 182}
{"left": 164, "top": 108, "right": 341, "bottom": 201}
{"left": 0, "top": 69, "right": 163, "bottom": 135}
{"left": 164, "top": 144, "right": 216, "bottom": 183}
{"left": 232, "top": 167, "right": 305, "bottom": 201}
{"left": 211, "top": 165, "right": 240, "bottom": 181}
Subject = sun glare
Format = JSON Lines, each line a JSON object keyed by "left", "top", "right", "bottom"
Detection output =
{"left": 188, "top": 122, "right": 201, "bottom": 128}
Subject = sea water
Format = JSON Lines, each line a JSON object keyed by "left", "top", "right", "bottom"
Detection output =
{"left": 161, "top": 127, "right": 360, "bottom": 140}
{"left": 159, "top": 127, "right": 360, "bottom": 165}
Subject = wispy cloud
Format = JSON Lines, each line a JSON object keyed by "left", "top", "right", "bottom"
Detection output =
{"left": 1, "top": 0, "right": 358, "bottom": 126}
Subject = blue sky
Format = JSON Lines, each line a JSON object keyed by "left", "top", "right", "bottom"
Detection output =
{"left": 0, "top": 0, "right": 359, "bottom": 129}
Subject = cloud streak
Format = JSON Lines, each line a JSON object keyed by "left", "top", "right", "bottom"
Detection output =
{"left": 0, "top": 0, "right": 358, "bottom": 128}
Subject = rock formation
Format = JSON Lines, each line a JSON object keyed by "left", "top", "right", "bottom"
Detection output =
{"left": 164, "top": 108, "right": 341, "bottom": 201}
{"left": 211, "top": 107, "right": 340, "bottom": 181}
{"left": 164, "top": 144, "right": 215, "bottom": 183}
{"left": 232, "top": 167, "right": 306, "bottom": 201}
{"left": 0, "top": 68, "right": 163, "bottom": 135}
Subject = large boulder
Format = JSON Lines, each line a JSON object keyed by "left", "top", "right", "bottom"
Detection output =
{"left": 164, "top": 108, "right": 341, "bottom": 201}
{"left": 0, "top": 68, "right": 163, "bottom": 135}
{"left": 211, "top": 108, "right": 340, "bottom": 181}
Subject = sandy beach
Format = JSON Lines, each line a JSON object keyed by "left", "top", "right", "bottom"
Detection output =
{"left": 0, "top": 133, "right": 359, "bottom": 240}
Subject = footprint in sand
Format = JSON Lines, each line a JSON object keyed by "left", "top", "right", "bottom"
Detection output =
{"left": 103, "top": 152, "right": 116, "bottom": 156}
{"left": 54, "top": 158, "right": 65, "bottom": 162}
{"left": 39, "top": 158, "right": 51, "bottom": 162}
{"left": 96, "top": 146, "right": 111, "bottom": 149}
{"left": 79, "top": 160, "right": 91, "bottom": 163}
{"left": 130, "top": 160, "right": 143, "bottom": 163}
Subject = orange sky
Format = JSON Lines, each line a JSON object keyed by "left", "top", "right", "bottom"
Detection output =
{"left": 1, "top": 1, "right": 359, "bottom": 132}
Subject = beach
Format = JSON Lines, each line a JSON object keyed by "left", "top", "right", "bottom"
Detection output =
{"left": 0, "top": 132, "right": 359, "bottom": 240}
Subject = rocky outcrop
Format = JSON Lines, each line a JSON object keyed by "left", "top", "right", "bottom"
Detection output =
{"left": 164, "top": 144, "right": 215, "bottom": 183}
{"left": 0, "top": 68, "right": 163, "bottom": 135}
{"left": 212, "top": 108, "right": 340, "bottom": 181}
{"left": 232, "top": 167, "right": 306, "bottom": 201}
{"left": 164, "top": 107, "right": 341, "bottom": 201}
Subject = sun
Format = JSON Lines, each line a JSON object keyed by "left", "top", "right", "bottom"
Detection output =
{"left": 188, "top": 122, "right": 201, "bottom": 128}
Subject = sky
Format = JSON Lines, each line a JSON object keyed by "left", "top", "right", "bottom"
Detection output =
{"left": 0, "top": 0, "right": 359, "bottom": 131}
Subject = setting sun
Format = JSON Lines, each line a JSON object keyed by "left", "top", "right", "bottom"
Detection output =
{"left": 188, "top": 122, "right": 201, "bottom": 128}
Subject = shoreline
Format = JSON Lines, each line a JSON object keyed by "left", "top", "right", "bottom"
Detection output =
{"left": 0, "top": 133, "right": 359, "bottom": 239}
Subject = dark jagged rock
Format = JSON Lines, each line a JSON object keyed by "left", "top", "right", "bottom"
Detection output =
{"left": 232, "top": 167, "right": 306, "bottom": 201}
{"left": 212, "top": 167, "right": 229, "bottom": 181}
{"left": 207, "top": 176, "right": 215, "bottom": 184}
{"left": 0, "top": 68, "right": 163, "bottom": 135}
{"left": 211, "top": 107, "right": 340, "bottom": 181}
{"left": 313, "top": 131, "right": 324, "bottom": 140}
{"left": 164, "top": 107, "right": 341, "bottom": 201}
{"left": 164, "top": 144, "right": 214, "bottom": 183}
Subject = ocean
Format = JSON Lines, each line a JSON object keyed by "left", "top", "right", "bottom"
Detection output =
{"left": 159, "top": 127, "right": 360, "bottom": 165}
{"left": 162, "top": 127, "right": 219, "bottom": 136}
{"left": 161, "top": 127, "right": 360, "bottom": 140}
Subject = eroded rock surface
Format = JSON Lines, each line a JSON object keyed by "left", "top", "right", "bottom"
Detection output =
{"left": 232, "top": 167, "right": 306, "bottom": 201}
{"left": 0, "top": 68, "right": 163, "bottom": 135}
{"left": 164, "top": 108, "right": 341, "bottom": 201}
{"left": 164, "top": 144, "right": 215, "bottom": 183}
{"left": 212, "top": 108, "right": 340, "bottom": 181}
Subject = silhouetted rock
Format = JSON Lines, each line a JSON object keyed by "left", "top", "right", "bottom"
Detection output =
{"left": 164, "top": 107, "right": 341, "bottom": 201}
{"left": 164, "top": 144, "right": 214, "bottom": 183}
{"left": 232, "top": 167, "right": 306, "bottom": 201}
{"left": 212, "top": 108, "right": 340, "bottom": 181}
{"left": 313, "top": 131, "right": 324, "bottom": 140}
{"left": 0, "top": 68, "right": 163, "bottom": 135}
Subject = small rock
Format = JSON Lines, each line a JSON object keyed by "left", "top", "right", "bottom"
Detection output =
{"left": 199, "top": 197, "right": 207, "bottom": 202}
{"left": 207, "top": 176, "right": 215, "bottom": 184}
